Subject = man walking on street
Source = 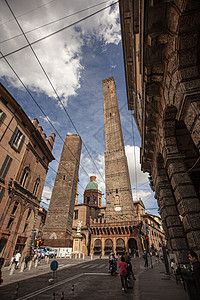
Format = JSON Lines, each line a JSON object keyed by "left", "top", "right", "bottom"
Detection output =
{"left": 188, "top": 250, "right": 200, "bottom": 297}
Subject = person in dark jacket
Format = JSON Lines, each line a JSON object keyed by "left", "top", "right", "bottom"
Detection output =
{"left": 188, "top": 250, "right": 200, "bottom": 296}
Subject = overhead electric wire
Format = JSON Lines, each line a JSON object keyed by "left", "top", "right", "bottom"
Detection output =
{"left": 4, "top": 0, "right": 106, "bottom": 186}
{"left": 0, "top": 118, "right": 87, "bottom": 198}
{"left": 0, "top": 1, "right": 119, "bottom": 60}
{"left": 0, "top": 0, "right": 56, "bottom": 27}
{"left": 0, "top": 50, "right": 90, "bottom": 182}
{"left": 0, "top": 0, "right": 113, "bottom": 44}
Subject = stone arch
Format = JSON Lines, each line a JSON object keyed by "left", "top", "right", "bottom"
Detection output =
{"left": 104, "top": 238, "right": 113, "bottom": 256}
{"left": 50, "top": 232, "right": 57, "bottom": 239}
{"left": 116, "top": 238, "right": 125, "bottom": 256}
{"left": 94, "top": 238, "right": 101, "bottom": 256}
{"left": 128, "top": 238, "right": 138, "bottom": 256}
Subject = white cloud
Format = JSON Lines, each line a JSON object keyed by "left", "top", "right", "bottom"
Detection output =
{"left": 39, "top": 115, "right": 60, "bottom": 126}
{"left": 0, "top": 0, "right": 120, "bottom": 104}
{"left": 41, "top": 185, "right": 52, "bottom": 201}
{"left": 125, "top": 145, "right": 149, "bottom": 186}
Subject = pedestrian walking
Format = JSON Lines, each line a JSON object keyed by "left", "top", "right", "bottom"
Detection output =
{"left": 188, "top": 250, "right": 200, "bottom": 296}
{"left": 143, "top": 251, "right": 148, "bottom": 269}
{"left": 25, "top": 254, "right": 30, "bottom": 269}
{"left": 14, "top": 251, "right": 21, "bottom": 269}
{"left": 124, "top": 252, "right": 136, "bottom": 280}
{"left": 119, "top": 256, "right": 128, "bottom": 293}
{"left": 170, "top": 258, "right": 177, "bottom": 275}
{"left": 155, "top": 251, "right": 159, "bottom": 263}
{"left": 8, "top": 255, "right": 15, "bottom": 270}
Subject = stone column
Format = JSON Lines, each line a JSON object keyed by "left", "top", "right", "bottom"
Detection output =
{"left": 167, "top": 157, "right": 200, "bottom": 258}
{"left": 72, "top": 233, "right": 83, "bottom": 257}
{"left": 102, "top": 238, "right": 105, "bottom": 256}
{"left": 154, "top": 166, "right": 188, "bottom": 264}
{"left": 113, "top": 237, "right": 116, "bottom": 255}
{"left": 136, "top": 230, "right": 144, "bottom": 256}
{"left": 124, "top": 236, "right": 128, "bottom": 252}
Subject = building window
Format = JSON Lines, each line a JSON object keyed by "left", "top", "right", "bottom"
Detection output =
{"left": 23, "top": 223, "right": 28, "bottom": 233}
{"left": 93, "top": 196, "right": 97, "bottom": 204}
{"left": 11, "top": 202, "right": 19, "bottom": 215}
{"left": 0, "top": 186, "right": 5, "bottom": 203}
{"left": 26, "top": 209, "right": 32, "bottom": 220}
{"left": 0, "top": 155, "right": 13, "bottom": 179}
{"left": 87, "top": 196, "right": 90, "bottom": 204}
{"left": 63, "top": 175, "right": 65, "bottom": 180}
{"left": 0, "top": 109, "right": 6, "bottom": 127}
{"left": 20, "top": 166, "right": 30, "bottom": 187}
{"left": 9, "top": 127, "right": 25, "bottom": 152}
{"left": 74, "top": 210, "right": 78, "bottom": 219}
{"left": 6, "top": 217, "right": 14, "bottom": 229}
{"left": 33, "top": 178, "right": 40, "bottom": 195}
{"left": 116, "top": 189, "right": 118, "bottom": 194}
{"left": 99, "top": 198, "right": 101, "bottom": 206}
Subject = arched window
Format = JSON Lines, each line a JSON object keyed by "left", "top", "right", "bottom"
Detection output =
{"left": 33, "top": 178, "right": 40, "bottom": 195}
{"left": 20, "top": 167, "right": 30, "bottom": 187}
{"left": 94, "top": 239, "right": 101, "bottom": 255}
{"left": 11, "top": 202, "right": 19, "bottom": 215}
{"left": 26, "top": 208, "right": 32, "bottom": 220}
{"left": 116, "top": 238, "right": 125, "bottom": 255}
{"left": 105, "top": 239, "right": 113, "bottom": 255}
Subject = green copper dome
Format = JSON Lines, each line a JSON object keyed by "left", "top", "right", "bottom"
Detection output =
{"left": 85, "top": 176, "right": 101, "bottom": 191}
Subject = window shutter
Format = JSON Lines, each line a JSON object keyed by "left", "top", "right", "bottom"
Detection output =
{"left": 0, "top": 112, "right": 6, "bottom": 127}
{"left": 9, "top": 127, "right": 18, "bottom": 145}
{"left": 18, "top": 134, "right": 25, "bottom": 152}
{"left": 0, "top": 155, "right": 13, "bottom": 179}
{"left": 0, "top": 186, "right": 5, "bottom": 203}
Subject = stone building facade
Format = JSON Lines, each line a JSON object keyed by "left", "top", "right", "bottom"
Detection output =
{"left": 0, "top": 83, "right": 55, "bottom": 264}
{"left": 43, "top": 135, "right": 82, "bottom": 248}
{"left": 142, "top": 213, "right": 165, "bottom": 251}
{"left": 119, "top": 0, "right": 200, "bottom": 263}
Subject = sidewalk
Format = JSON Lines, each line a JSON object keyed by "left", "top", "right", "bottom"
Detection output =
{"left": 0, "top": 257, "right": 190, "bottom": 299}
{"left": 134, "top": 262, "right": 190, "bottom": 300}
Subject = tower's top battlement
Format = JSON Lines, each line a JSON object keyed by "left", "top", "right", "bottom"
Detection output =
{"left": 102, "top": 76, "right": 115, "bottom": 86}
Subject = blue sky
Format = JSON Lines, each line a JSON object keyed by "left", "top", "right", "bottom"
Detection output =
{"left": 0, "top": 0, "right": 159, "bottom": 215}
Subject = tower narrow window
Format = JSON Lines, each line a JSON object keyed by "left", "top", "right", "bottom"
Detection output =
{"left": 74, "top": 210, "right": 78, "bottom": 219}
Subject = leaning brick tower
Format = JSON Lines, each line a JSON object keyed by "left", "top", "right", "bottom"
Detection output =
{"left": 102, "top": 77, "right": 134, "bottom": 220}
{"left": 43, "top": 134, "right": 82, "bottom": 247}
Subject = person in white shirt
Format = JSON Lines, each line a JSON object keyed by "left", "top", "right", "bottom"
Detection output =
{"left": 14, "top": 252, "right": 21, "bottom": 269}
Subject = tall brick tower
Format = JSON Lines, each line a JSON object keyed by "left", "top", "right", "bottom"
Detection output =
{"left": 102, "top": 77, "right": 134, "bottom": 220}
{"left": 43, "top": 135, "right": 82, "bottom": 247}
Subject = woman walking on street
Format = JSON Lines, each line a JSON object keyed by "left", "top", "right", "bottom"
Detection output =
{"left": 119, "top": 256, "right": 128, "bottom": 293}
